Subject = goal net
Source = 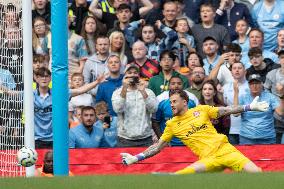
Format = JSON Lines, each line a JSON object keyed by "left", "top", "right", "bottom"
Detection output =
{"left": 0, "top": 0, "right": 25, "bottom": 177}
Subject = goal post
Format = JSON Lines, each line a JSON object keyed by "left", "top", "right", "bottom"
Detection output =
{"left": 22, "top": 0, "right": 35, "bottom": 177}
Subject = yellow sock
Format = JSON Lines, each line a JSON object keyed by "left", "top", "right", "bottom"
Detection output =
{"left": 175, "top": 167, "right": 196, "bottom": 174}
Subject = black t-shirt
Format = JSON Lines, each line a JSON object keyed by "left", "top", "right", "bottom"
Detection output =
{"left": 246, "top": 58, "right": 281, "bottom": 82}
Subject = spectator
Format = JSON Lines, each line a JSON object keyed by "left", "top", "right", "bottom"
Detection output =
{"left": 80, "top": 15, "right": 106, "bottom": 56}
{"left": 274, "top": 29, "right": 284, "bottom": 54}
{"left": 69, "top": 105, "right": 83, "bottom": 128}
{"left": 69, "top": 106, "right": 101, "bottom": 148}
{"left": 94, "top": 101, "right": 118, "bottom": 147}
{"left": 32, "top": 54, "right": 50, "bottom": 89}
{"left": 246, "top": 47, "right": 280, "bottom": 83}
{"left": 67, "top": 15, "right": 88, "bottom": 78}
{"left": 112, "top": 64, "right": 158, "bottom": 147}
{"left": 202, "top": 36, "right": 221, "bottom": 75}
{"left": 161, "top": 0, "right": 178, "bottom": 29}
{"left": 186, "top": 52, "right": 204, "bottom": 78}
{"left": 200, "top": 80, "right": 230, "bottom": 136}
{"left": 83, "top": 35, "right": 110, "bottom": 96}
{"left": 223, "top": 62, "right": 249, "bottom": 144}
{"left": 107, "top": 3, "right": 135, "bottom": 61}
{"left": 264, "top": 50, "right": 284, "bottom": 98}
{"left": 232, "top": 19, "right": 250, "bottom": 54}
{"left": 172, "top": 17, "right": 195, "bottom": 69}
{"left": 148, "top": 50, "right": 189, "bottom": 96}
{"left": 32, "top": 0, "right": 50, "bottom": 25}
{"left": 208, "top": 43, "right": 242, "bottom": 86}
{"left": 34, "top": 67, "right": 107, "bottom": 149}
{"left": 251, "top": 0, "right": 284, "bottom": 51}
{"left": 241, "top": 28, "right": 279, "bottom": 64}
{"left": 215, "top": 0, "right": 254, "bottom": 41}
{"left": 109, "top": 31, "right": 128, "bottom": 68}
{"left": 186, "top": 66, "right": 206, "bottom": 101}
{"left": 96, "top": 54, "right": 123, "bottom": 116}
{"left": 130, "top": 40, "right": 160, "bottom": 81}
{"left": 152, "top": 75, "right": 197, "bottom": 146}
{"left": 1, "top": 3, "right": 20, "bottom": 28}
{"left": 69, "top": 73, "right": 101, "bottom": 121}
{"left": 32, "top": 17, "right": 50, "bottom": 56}
{"left": 125, "top": 19, "right": 177, "bottom": 61}
{"left": 68, "top": 0, "right": 90, "bottom": 34}
{"left": 172, "top": 0, "right": 195, "bottom": 27}
{"left": 274, "top": 83, "right": 284, "bottom": 143}
{"left": 107, "top": 3, "right": 133, "bottom": 34}
{"left": 89, "top": 0, "right": 153, "bottom": 31}
{"left": 191, "top": 3, "right": 230, "bottom": 57}
{"left": 235, "top": 74, "right": 279, "bottom": 145}
{"left": 36, "top": 150, "right": 73, "bottom": 177}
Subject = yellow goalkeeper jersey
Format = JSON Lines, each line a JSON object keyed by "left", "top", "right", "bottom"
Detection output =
{"left": 161, "top": 105, "right": 229, "bottom": 159}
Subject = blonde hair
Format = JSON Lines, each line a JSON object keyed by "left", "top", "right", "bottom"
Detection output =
{"left": 32, "top": 17, "right": 49, "bottom": 53}
{"left": 108, "top": 31, "right": 126, "bottom": 63}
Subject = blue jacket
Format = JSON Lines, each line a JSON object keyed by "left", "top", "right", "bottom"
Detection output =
{"left": 96, "top": 75, "right": 123, "bottom": 116}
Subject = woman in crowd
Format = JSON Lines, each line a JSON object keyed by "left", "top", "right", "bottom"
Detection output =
{"left": 108, "top": 31, "right": 127, "bottom": 68}
{"left": 200, "top": 80, "right": 230, "bottom": 136}
{"left": 80, "top": 15, "right": 105, "bottom": 56}
{"left": 32, "top": 17, "right": 50, "bottom": 56}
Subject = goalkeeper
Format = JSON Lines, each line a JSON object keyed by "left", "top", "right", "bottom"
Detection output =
{"left": 121, "top": 90, "right": 269, "bottom": 173}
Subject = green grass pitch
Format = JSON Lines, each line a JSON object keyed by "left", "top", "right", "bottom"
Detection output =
{"left": 1, "top": 172, "right": 284, "bottom": 189}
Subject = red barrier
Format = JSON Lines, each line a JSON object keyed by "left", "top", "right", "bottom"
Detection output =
{"left": 36, "top": 145, "right": 284, "bottom": 175}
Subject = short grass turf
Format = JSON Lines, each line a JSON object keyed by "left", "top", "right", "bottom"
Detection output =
{"left": 1, "top": 172, "right": 284, "bottom": 189}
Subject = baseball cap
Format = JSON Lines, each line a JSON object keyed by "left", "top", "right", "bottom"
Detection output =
{"left": 124, "top": 63, "right": 139, "bottom": 73}
{"left": 248, "top": 74, "right": 262, "bottom": 83}
{"left": 203, "top": 36, "right": 217, "bottom": 43}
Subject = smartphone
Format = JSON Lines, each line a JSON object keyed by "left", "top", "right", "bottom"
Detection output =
{"left": 103, "top": 116, "right": 111, "bottom": 126}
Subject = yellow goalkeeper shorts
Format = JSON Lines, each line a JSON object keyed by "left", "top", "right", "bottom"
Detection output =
{"left": 197, "top": 143, "right": 250, "bottom": 172}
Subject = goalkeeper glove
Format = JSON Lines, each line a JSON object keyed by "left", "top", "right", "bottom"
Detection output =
{"left": 244, "top": 96, "right": 269, "bottom": 112}
{"left": 120, "top": 153, "right": 145, "bottom": 165}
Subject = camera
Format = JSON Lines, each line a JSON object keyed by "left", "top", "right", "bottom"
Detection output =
{"left": 130, "top": 76, "right": 139, "bottom": 85}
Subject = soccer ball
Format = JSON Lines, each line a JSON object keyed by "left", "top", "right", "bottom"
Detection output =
{"left": 17, "top": 147, "right": 38, "bottom": 167}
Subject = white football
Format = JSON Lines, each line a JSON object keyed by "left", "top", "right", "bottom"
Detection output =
{"left": 17, "top": 147, "right": 38, "bottom": 167}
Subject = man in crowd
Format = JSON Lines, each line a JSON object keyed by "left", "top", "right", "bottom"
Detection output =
{"left": 148, "top": 50, "right": 189, "bottom": 96}
{"left": 192, "top": 3, "right": 230, "bottom": 57}
{"left": 235, "top": 74, "right": 279, "bottom": 145}
{"left": 112, "top": 64, "right": 158, "bottom": 147}
{"left": 69, "top": 106, "right": 101, "bottom": 148}
{"left": 186, "top": 66, "right": 206, "bottom": 101}
{"left": 130, "top": 40, "right": 160, "bottom": 81}
{"left": 246, "top": 47, "right": 280, "bottom": 83}
{"left": 96, "top": 54, "right": 123, "bottom": 116}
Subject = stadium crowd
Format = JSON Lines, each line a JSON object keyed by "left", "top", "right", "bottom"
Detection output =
{"left": 0, "top": 0, "right": 284, "bottom": 149}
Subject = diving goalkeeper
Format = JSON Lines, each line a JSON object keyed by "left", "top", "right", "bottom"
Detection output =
{"left": 121, "top": 90, "right": 269, "bottom": 173}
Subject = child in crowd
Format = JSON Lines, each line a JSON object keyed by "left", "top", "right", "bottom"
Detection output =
{"left": 69, "top": 106, "right": 83, "bottom": 129}
{"left": 172, "top": 17, "right": 195, "bottom": 70}
{"left": 94, "top": 101, "right": 117, "bottom": 147}
{"left": 32, "top": 54, "right": 51, "bottom": 90}
{"left": 68, "top": 73, "right": 95, "bottom": 124}
{"left": 232, "top": 19, "right": 250, "bottom": 54}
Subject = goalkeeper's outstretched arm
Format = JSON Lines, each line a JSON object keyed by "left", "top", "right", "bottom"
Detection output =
{"left": 121, "top": 139, "right": 168, "bottom": 165}
{"left": 217, "top": 96, "right": 269, "bottom": 118}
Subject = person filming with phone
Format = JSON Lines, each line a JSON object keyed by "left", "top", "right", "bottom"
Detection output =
{"left": 112, "top": 63, "right": 158, "bottom": 147}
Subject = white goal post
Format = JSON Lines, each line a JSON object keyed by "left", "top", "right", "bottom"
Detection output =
{"left": 0, "top": 0, "right": 34, "bottom": 177}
